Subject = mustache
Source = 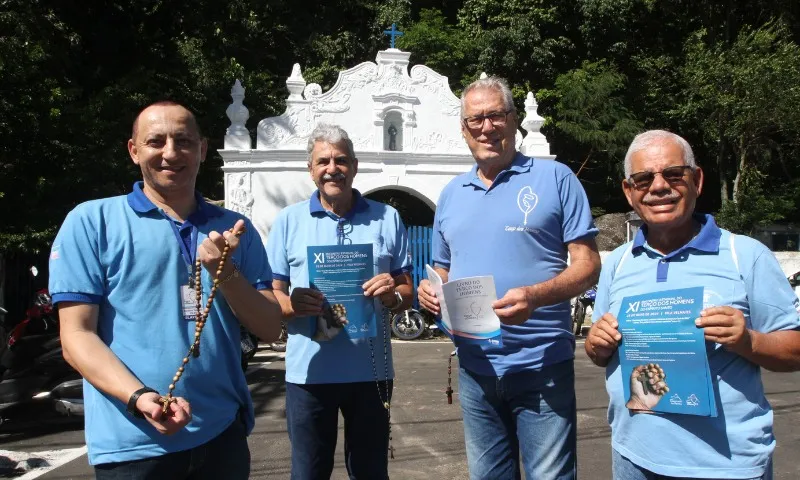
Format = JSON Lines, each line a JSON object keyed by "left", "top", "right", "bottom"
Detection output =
{"left": 642, "top": 191, "right": 681, "bottom": 204}
{"left": 322, "top": 172, "right": 346, "bottom": 181}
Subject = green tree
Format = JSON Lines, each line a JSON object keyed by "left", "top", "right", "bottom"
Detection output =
{"left": 538, "top": 61, "right": 642, "bottom": 211}
{"left": 395, "top": 8, "right": 478, "bottom": 92}
{"left": 677, "top": 22, "right": 800, "bottom": 230}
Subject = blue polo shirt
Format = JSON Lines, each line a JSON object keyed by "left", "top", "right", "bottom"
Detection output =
{"left": 48, "top": 182, "right": 272, "bottom": 465}
{"left": 432, "top": 153, "right": 598, "bottom": 376}
{"left": 593, "top": 214, "right": 800, "bottom": 478}
{"left": 266, "top": 190, "right": 411, "bottom": 384}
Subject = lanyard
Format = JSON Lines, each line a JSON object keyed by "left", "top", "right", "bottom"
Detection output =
{"left": 162, "top": 210, "right": 199, "bottom": 272}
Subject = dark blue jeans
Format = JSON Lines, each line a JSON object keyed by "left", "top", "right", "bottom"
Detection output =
{"left": 285, "top": 380, "right": 393, "bottom": 480}
{"left": 94, "top": 417, "right": 250, "bottom": 480}
{"left": 459, "top": 360, "right": 577, "bottom": 480}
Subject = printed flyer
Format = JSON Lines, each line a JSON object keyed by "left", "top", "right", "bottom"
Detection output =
{"left": 617, "top": 286, "right": 717, "bottom": 417}
{"left": 307, "top": 244, "right": 375, "bottom": 341}
{"left": 426, "top": 265, "right": 502, "bottom": 347}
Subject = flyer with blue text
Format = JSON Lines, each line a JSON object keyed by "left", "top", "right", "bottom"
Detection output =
{"left": 426, "top": 265, "right": 502, "bottom": 347}
{"left": 618, "top": 286, "right": 717, "bottom": 417}
{"left": 307, "top": 244, "right": 375, "bottom": 341}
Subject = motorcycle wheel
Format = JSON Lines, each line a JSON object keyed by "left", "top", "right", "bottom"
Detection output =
{"left": 391, "top": 310, "right": 425, "bottom": 340}
{"left": 572, "top": 302, "right": 586, "bottom": 336}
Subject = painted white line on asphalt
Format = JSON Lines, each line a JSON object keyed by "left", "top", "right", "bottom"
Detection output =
{"left": 245, "top": 361, "right": 273, "bottom": 375}
{"left": 0, "top": 446, "right": 88, "bottom": 480}
{"left": 392, "top": 423, "right": 443, "bottom": 459}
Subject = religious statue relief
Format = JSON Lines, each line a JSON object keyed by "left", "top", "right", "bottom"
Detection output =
{"left": 229, "top": 173, "right": 254, "bottom": 218}
{"left": 388, "top": 124, "right": 398, "bottom": 151}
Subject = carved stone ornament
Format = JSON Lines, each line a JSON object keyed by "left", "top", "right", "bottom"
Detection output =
{"left": 254, "top": 48, "right": 467, "bottom": 153}
{"left": 227, "top": 172, "right": 254, "bottom": 218}
{"left": 225, "top": 80, "right": 249, "bottom": 136}
{"left": 519, "top": 91, "right": 553, "bottom": 157}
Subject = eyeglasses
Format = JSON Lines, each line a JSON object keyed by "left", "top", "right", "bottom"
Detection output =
{"left": 627, "top": 165, "right": 694, "bottom": 189}
{"left": 462, "top": 110, "right": 514, "bottom": 130}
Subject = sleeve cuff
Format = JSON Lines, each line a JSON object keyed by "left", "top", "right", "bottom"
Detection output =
{"left": 51, "top": 292, "right": 103, "bottom": 305}
{"left": 272, "top": 273, "right": 290, "bottom": 282}
{"left": 390, "top": 266, "right": 412, "bottom": 277}
{"left": 254, "top": 281, "right": 273, "bottom": 291}
{"left": 564, "top": 229, "right": 600, "bottom": 244}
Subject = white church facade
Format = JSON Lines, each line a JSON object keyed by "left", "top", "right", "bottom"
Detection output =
{"left": 218, "top": 47, "right": 554, "bottom": 241}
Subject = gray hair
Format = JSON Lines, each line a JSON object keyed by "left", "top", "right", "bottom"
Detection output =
{"left": 623, "top": 130, "right": 696, "bottom": 177}
{"left": 460, "top": 76, "right": 516, "bottom": 117}
{"left": 306, "top": 123, "right": 356, "bottom": 163}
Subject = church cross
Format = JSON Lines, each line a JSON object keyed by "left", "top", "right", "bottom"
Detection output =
{"left": 383, "top": 23, "right": 404, "bottom": 48}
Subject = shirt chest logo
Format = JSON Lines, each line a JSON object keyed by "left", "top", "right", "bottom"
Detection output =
{"left": 516, "top": 186, "right": 538, "bottom": 226}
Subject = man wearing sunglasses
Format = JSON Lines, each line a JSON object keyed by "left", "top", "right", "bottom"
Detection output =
{"left": 418, "top": 77, "right": 600, "bottom": 479}
{"left": 586, "top": 130, "right": 800, "bottom": 479}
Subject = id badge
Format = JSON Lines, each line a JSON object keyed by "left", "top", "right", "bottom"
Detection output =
{"left": 181, "top": 285, "right": 199, "bottom": 320}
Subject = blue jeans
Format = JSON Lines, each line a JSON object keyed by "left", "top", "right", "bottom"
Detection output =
{"left": 285, "top": 380, "right": 393, "bottom": 480}
{"left": 612, "top": 449, "right": 772, "bottom": 480}
{"left": 94, "top": 416, "right": 250, "bottom": 479}
{"left": 459, "top": 360, "right": 577, "bottom": 480}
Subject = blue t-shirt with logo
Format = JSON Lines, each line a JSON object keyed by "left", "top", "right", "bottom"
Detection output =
{"left": 432, "top": 153, "right": 598, "bottom": 376}
{"left": 49, "top": 182, "right": 272, "bottom": 465}
{"left": 266, "top": 190, "right": 411, "bottom": 384}
{"left": 593, "top": 214, "right": 800, "bottom": 478}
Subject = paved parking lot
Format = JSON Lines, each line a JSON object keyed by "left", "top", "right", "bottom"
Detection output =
{"left": 0, "top": 340, "right": 798, "bottom": 479}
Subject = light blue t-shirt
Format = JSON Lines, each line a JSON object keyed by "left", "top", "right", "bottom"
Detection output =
{"left": 266, "top": 190, "right": 411, "bottom": 384}
{"left": 432, "top": 153, "right": 598, "bottom": 376}
{"left": 593, "top": 214, "right": 800, "bottom": 478}
{"left": 49, "top": 182, "right": 272, "bottom": 465}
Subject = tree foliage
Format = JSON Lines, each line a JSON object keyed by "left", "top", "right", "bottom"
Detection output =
{"left": 678, "top": 23, "right": 800, "bottom": 214}
{"left": 3, "top": 0, "right": 800, "bottom": 253}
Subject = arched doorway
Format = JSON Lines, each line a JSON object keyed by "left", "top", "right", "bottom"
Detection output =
{"left": 363, "top": 188, "right": 435, "bottom": 227}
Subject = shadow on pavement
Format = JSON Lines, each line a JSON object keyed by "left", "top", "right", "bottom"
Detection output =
{"left": 246, "top": 360, "right": 287, "bottom": 418}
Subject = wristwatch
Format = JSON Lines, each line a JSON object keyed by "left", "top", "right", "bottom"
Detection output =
{"left": 127, "top": 387, "right": 157, "bottom": 419}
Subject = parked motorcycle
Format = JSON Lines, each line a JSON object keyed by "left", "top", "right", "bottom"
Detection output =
{"left": 572, "top": 285, "right": 597, "bottom": 337}
{"left": 0, "top": 283, "right": 83, "bottom": 426}
{"left": 788, "top": 271, "right": 800, "bottom": 299}
{"left": 391, "top": 308, "right": 439, "bottom": 340}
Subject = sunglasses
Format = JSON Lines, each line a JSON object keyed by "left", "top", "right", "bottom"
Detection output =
{"left": 627, "top": 165, "right": 694, "bottom": 189}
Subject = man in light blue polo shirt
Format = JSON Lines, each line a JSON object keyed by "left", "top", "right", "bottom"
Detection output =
{"left": 586, "top": 130, "right": 800, "bottom": 479}
{"left": 266, "top": 123, "right": 413, "bottom": 479}
{"left": 417, "top": 77, "right": 601, "bottom": 479}
{"left": 49, "top": 101, "right": 282, "bottom": 478}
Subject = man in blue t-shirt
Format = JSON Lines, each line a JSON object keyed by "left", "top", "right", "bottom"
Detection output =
{"left": 586, "top": 130, "right": 800, "bottom": 479}
{"left": 266, "top": 123, "right": 413, "bottom": 479}
{"left": 417, "top": 77, "right": 601, "bottom": 480}
{"left": 49, "top": 101, "right": 283, "bottom": 478}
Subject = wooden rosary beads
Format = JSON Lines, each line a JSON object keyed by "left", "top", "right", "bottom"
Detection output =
{"left": 159, "top": 226, "right": 244, "bottom": 415}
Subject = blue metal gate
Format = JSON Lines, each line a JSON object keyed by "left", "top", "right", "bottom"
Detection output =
{"left": 408, "top": 226, "right": 433, "bottom": 309}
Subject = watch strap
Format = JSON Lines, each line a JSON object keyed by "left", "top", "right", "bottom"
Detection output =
{"left": 127, "top": 387, "right": 157, "bottom": 419}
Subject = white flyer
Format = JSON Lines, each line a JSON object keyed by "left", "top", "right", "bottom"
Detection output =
{"left": 425, "top": 265, "right": 502, "bottom": 346}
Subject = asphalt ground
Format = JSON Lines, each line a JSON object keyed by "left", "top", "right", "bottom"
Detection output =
{"left": 0, "top": 339, "right": 798, "bottom": 479}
